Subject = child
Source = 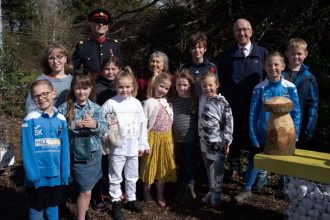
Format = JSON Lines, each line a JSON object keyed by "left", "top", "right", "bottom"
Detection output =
{"left": 137, "top": 51, "right": 169, "bottom": 101}
{"left": 25, "top": 42, "right": 73, "bottom": 114}
{"left": 21, "top": 79, "right": 70, "bottom": 220}
{"left": 94, "top": 55, "right": 122, "bottom": 210}
{"left": 283, "top": 38, "right": 319, "bottom": 147}
{"left": 58, "top": 74, "right": 107, "bottom": 219}
{"left": 180, "top": 31, "right": 218, "bottom": 98}
{"left": 96, "top": 55, "right": 122, "bottom": 106}
{"left": 172, "top": 68, "right": 199, "bottom": 205}
{"left": 235, "top": 51, "right": 300, "bottom": 203}
{"left": 198, "top": 72, "right": 233, "bottom": 209}
{"left": 102, "top": 68, "right": 149, "bottom": 220}
{"left": 140, "top": 72, "right": 177, "bottom": 207}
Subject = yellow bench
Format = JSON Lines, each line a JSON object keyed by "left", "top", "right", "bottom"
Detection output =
{"left": 254, "top": 149, "right": 330, "bottom": 184}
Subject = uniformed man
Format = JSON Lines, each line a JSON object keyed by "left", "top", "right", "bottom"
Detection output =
{"left": 72, "top": 8, "right": 123, "bottom": 77}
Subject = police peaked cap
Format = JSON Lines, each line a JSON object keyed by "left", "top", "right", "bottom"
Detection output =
{"left": 88, "top": 8, "right": 112, "bottom": 24}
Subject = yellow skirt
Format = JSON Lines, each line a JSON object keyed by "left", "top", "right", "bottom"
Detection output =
{"left": 140, "top": 130, "right": 177, "bottom": 184}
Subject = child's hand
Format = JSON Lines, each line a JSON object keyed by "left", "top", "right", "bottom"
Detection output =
{"left": 138, "top": 150, "right": 144, "bottom": 157}
{"left": 82, "top": 117, "right": 97, "bottom": 129}
{"left": 223, "top": 144, "right": 230, "bottom": 156}
{"left": 75, "top": 119, "right": 84, "bottom": 129}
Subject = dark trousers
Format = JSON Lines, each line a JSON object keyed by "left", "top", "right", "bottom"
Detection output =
{"left": 174, "top": 141, "right": 198, "bottom": 185}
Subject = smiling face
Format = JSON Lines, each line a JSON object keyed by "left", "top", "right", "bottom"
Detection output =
{"left": 285, "top": 47, "right": 308, "bottom": 69}
{"left": 102, "top": 62, "right": 120, "bottom": 81}
{"left": 234, "top": 19, "right": 253, "bottom": 46}
{"left": 91, "top": 21, "right": 109, "bottom": 38}
{"left": 154, "top": 80, "right": 171, "bottom": 99}
{"left": 175, "top": 77, "right": 191, "bottom": 98}
{"left": 32, "top": 84, "right": 56, "bottom": 114}
{"left": 200, "top": 76, "right": 219, "bottom": 98}
{"left": 265, "top": 55, "right": 285, "bottom": 82}
{"left": 149, "top": 56, "right": 165, "bottom": 76}
{"left": 47, "top": 48, "right": 67, "bottom": 75}
{"left": 190, "top": 42, "right": 207, "bottom": 63}
{"left": 73, "top": 84, "right": 92, "bottom": 105}
{"left": 116, "top": 77, "right": 134, "bottom": 99}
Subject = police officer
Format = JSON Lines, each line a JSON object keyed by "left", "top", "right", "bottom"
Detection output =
{"left": 72, "top": 8, "right": 123, "bottom": 77}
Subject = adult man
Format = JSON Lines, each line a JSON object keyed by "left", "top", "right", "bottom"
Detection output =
{"left": 72, "top": 8, "right": 123, "bottom": 77}
{"left": 217, "top": 18, "right": 268, "bottom": 181}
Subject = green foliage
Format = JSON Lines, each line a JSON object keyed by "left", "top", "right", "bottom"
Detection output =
{"left": 0, "top": 45, "right": 32, "bottom": 118}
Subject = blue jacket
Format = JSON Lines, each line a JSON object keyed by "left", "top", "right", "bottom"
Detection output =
{"left": 282, "top": 64, "right": 319, "bottom": 140}
{"left": 249, "top": 77, "right": 301, "bottom": 146}
{"left": 21, "top": 108, "right": 70, "bottom": 188}
{"left": 58, "top": 99, "right": 107, "bottom": 152}
{"left": 180, "top": 58, "right": 218, "bottom": 98}
{"left": 218, "top": 43, "right": 268, "bottom": 110}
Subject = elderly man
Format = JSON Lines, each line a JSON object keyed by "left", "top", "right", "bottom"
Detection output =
{"left": 72, "top": 8, "right": 123, "bottom": 77}
{"left": 217, "top": 18, "right": 268, "bottom": 182}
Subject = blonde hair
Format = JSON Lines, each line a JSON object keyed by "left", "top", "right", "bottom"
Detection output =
{"left": 199, "top": 71, "right": 220, "bottom": 87}
{"left": 286, "top": 38, "right": 308, "bottom": 51}
{"left": 114, "top": 66, "right": 138, "bottom": 97}
{"left": 30, "top": 79, "right": 54, "bottom": 94}
{"left": 147, "top": 72, "right": 172, "bottom": 99}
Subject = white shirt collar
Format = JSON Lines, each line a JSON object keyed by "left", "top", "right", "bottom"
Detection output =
{"left": 238, "top": 42, "right": 252, "bottom": 56}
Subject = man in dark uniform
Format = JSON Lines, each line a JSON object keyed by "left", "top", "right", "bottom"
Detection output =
{"left": 72, "top": 8, "right": 123, "bottom": 77}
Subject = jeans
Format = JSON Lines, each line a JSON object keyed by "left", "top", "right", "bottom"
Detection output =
{"left": 29, "top": 206, "right": 58, "bottom": 220}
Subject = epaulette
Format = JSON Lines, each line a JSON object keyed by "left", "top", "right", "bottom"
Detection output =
{"left": 107, "top": 37, "right": 119, "bottom": 43}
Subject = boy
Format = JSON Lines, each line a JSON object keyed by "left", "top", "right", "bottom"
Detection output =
{"left": 180, "top": 31, "right": 218, "bottom": 98}
{"left": 283, "top": 38, "right": 319, "bottom": 148}
{"left": 235, "top": 51, "right": 300, "bottom": 203}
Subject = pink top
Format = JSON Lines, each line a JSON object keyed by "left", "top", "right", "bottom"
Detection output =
{"left": 151, "top": 103, "right": 172, "bottom": 132}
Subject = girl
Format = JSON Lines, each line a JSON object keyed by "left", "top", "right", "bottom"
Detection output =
{"left": 94, "top": 55, "right": 121, "bottom": 210}
{"left": 96, "top": 55, "right": 122, "bottom": 106}
{"left": 140, "top": 72, "right": 177, "bottom": 207}
{"left": 58, "top": 74, "right": 107, "bottom": 220}
{"left": 21, "top": 79, "right": 70, "bottom": 220}
{"left": 102, "top": 68, "right": 149, "bottom": 220}
{"left": 25, "top": 42, "right": 73, "bottom": 114}
{"left": 198, "top": 72, "right": 233, "bottom": 209}
{"left": 136, "top": 51, "right": 169, "bottom": 101}
{"left": 172, "top": 69, "right": 199, "bottom": 205}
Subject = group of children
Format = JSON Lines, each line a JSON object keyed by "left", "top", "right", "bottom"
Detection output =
{"left": 21, "top": 33, "right": 318, "bottom": 220}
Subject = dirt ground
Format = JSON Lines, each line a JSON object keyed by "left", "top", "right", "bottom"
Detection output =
{"left": 0, "top": 118, "right": 288, "bottom": 220}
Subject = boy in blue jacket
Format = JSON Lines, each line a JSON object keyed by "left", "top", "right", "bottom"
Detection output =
{"left": 21, "top": 79, "right": 70, "bottom": 220}
{"left": 283, "top": 38, "right": 319, "bottom": 148}
{"left": 235, "top": 51, "right": 300, "bottom": 203}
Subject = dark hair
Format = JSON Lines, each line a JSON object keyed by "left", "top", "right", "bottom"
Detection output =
{"left": 188, "top": 31, "right": 208, "bottom": 49}
{"left": 174, "top": 68, "right": 198, "bottom": 113}
{"left": 41, "top": 42, "right": 73, "bottom": 75}
{"left": 65, "top": 73, "right": 95, "bottom": 125}
{"left": 101, "top": 55, "right": 121, "bottom": 72}
{"left": 30, "top": 79, "right": 54, "bottom": 94}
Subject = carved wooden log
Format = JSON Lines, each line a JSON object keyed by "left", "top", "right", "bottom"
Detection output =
{"left": 264, "top": 97, "right": 296, "bottom": 155}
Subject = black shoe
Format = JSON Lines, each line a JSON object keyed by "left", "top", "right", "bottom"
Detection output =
{"left": 112, "top": 201, "right": 125, "bottom": 220}
{"left": 92, "top": 199, "right": 107, "bottom": 211}
{"left": 125, "top": 200, "right": 143, "bottom": 213}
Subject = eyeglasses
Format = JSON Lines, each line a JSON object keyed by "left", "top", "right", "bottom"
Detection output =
{"left": 234, "top": 28, "right": 251, "bottom": 33}
{"left": 48, "top": 55, "right": 65, "bottom": 62}
{"left": 32, "top": 92, "right": 51, "bottom": 100}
